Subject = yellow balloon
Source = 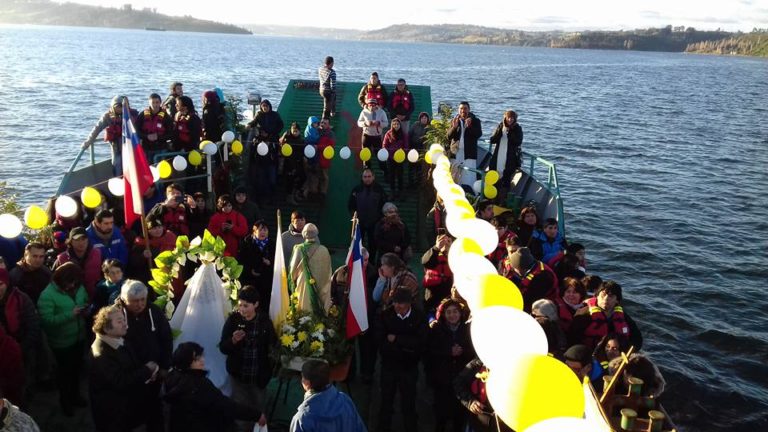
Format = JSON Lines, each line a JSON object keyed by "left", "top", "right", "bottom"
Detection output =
{"left": 424, "top": 150, "right": 433, "bottom": 165}
{"left": 486, "top": 170, "right": 500, "bottom": 185}
{"left": 158, "top": 160, "right": 172, "bottom": 179}
{"left": 199, "top": 140, "right": 213, "bottom": 151}
{"left": 484, "top": 185, "right": 498, "bottom": 199}
{"left": 81, "top": 187, "right": 102, "bottom": 209}
{"left": 360, "top": 147, "right": 371, "bottom": 162}
{"left": 24, "top": 205, "right": 49, "bottom": 230}
{"left": 464, "top": 273, "right": 523, "bottom": 311}
{"left": 323, "top": 146, "right": 335, "bottom": 159}
{"left": 446, "top": 198, "right": 474, "bottom": 216}
{"left": 393, "top": 149, "right": 406, "bottom": 163}
{"left": 487, "top": 354, "right": 585, "bottom": 432}
{"left": 188, "top": 150, "right": 202, "bottom": 166}
{"left": 231, "top": 140, "right": 243, "bottom": 155}
{"left": 281, "top": 143, "right": 293, "bottom": 157}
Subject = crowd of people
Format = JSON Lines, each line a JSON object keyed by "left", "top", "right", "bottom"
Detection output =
{"left": 0, "top": 60, "right": 664, "bottom": 432}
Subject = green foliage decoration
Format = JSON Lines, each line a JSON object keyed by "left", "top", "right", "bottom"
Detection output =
{"left": 150, "top": 229, "right": 243, "bottom": 319}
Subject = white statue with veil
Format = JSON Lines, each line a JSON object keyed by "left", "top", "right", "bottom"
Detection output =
{"left": 151, "top": 231, "right": 243, "bottom": 395}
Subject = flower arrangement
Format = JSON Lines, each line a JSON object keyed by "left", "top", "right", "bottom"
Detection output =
{"left": 150, "top": 229, "right": 243, "bottom": 319}
{"left": 277, "top": 292, "right": 352, "bottom": 366}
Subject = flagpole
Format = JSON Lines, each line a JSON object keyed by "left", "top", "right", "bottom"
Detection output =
{"left": 276, "top": 208, "right": 282, "bottom": 239}
{"left": 350, "top": 211, "right": 358, "bottom": 240}
{"left": 124, "top": 97, "right": 153, "bottom": 273}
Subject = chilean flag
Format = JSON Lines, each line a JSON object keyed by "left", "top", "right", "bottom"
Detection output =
{"left": 121, "top": 99, "right": 154, "bottom": 228}
{"left": 345, "top": 222, "right": 369, "bottom": 339}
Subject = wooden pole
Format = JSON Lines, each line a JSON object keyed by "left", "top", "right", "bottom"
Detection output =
{"left": 276, "top": 208, "right": 282, "bottom": 237}
{"left": 600, "top": 345, "right": 636, "bottom": 404}
{"left": 350, "top": 211, "right": 358, "bottom": 240}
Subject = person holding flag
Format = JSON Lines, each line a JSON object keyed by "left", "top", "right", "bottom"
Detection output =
{"left": 82, "top": 95, "right": 139, "bottom": 176}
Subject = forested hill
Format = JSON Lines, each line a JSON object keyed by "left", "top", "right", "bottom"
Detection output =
{"left": 0, "top": 0, "right": 251, "bottom": 34}
{"left": 359, "top": 24, "right": 766, "bottom": 57}
{"left": 685, "top": 31, "right": 768, "bottom": 57}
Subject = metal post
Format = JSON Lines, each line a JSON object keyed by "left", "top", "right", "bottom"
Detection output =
{"left": 222, "top": 141, "right": 228, "bottom": 162}
{"left": 206, "top": 153, "right": 213, "bottom": 194}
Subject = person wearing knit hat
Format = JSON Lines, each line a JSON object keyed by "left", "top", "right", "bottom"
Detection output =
{"left": 506, "top": 247, "right": 558, "bottom": 313}
{"left": 289, "top": 223, "right": 332, "bottom": 315}
{"left": 408, "top": 111, "right": 431, "bottom": 187}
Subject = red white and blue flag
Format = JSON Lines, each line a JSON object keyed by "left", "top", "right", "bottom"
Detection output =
{"left": 345, "top": 222, "right": 369, "bottom": 339}
{"left": 121, "top": 100, "right": 154, "bottom": 228}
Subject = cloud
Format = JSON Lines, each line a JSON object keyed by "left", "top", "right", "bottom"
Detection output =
{"left": 639, "top": 10, "right": 662, "bottom": 19}
{"left": 435, "top": 8, "right": 457, "bottom": 14}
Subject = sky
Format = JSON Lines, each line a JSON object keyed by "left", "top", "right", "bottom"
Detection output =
{"left": 60, "top": 0, "right": 768, "bottom": 32}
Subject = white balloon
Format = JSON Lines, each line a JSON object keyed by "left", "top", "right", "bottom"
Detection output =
{"left": 107, "top": 178, "right": 125, "bottom": 197}
{"left": 448, "top": 218, "right": 498, "bottom": 255}
{"left": 339, "top": 146, "right": 351, "bottom": 160}
{"left": 471, "top": 306, "right": 549, "bottom": 369}
{"left": 407, "top": 148, "right": 419, "bottom": 163}
{"left": 448, "top": 244, "right": 497, "bottom": 280}
{"left": 202, "top": 142, "right": 218, "bottom": 156}
{"left": 221, "top": 130, "right": 235, "bottom": 143}
{"left": 0, "top": 214, "right": 23, "bottom": 239}
{"left": 172, "top": 155, "right": 188, "bottom": 171}
{"left": 257, "top": 142, "right": 269, "bottom": 156}
{"left": 150, "top": 165, "right": 160, "bottom": 182}
{"left": 525, "top": 417, "right": 595, "bottom": 432}
{"left": 55, "top": 195, "right": 78, "bottom": 218}
{"left": 377, "top": 148, "right": 389, "bottom": 162}
{"left": 429, "top": 143, "right": 444, "bottom": 153}
{"left": 472, "top": 179, "right": 483, "bottom": 194}
{"left": 304, "top": 145, "right": 316, "bottom": 158}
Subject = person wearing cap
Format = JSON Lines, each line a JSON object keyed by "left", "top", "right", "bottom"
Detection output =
{"left": 376, "top": 287, "right": 426, "bottom": 432}
{"left": 389, "top": 78, "right": 415, "bottom": 136}
{"left": 115, "top": 280, "right": 173, "bottom": 432}
{"left": 81, "top": 95, "right": 139, "bottom": 176}
{"left": 53, "top": 227, "right": 103, "bottom": 301}
{"left": 232, "top": 186, "right": 261, "bottom": 228}
{"left": 208, "top": 194, "right": 248, "bottom": 257}
{"left": 357, "top": 71, "right": 388, "bottom": 108}
{"left": 164, "top": 82, "right": 184, "bottom": 118}
{"left": 357, "top": 96, "right": 389, "bottom": 165}
{"left": 219, "top": 286, "right": 276, "bottom": 431}
{"left": 505, "top": 247, "right": 558, "bottom": 313}
{"left": 9, "top": 241, "right": 51, "bottom": 305}
{"left": 569, "top": 280, "right": 643, "bottom": 351}
{"left": 289, "top": 223, "right": 332, "bottom": 316}
{"left": 447, "top": 101, "right": 482, "bottom": 186}
{"left": 289, "top": 359, "right": 366, "bottom": 432}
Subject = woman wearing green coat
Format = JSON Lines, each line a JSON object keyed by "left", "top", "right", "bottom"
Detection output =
{"left": 37, "top": 262, "right": 89, "bottom": 416}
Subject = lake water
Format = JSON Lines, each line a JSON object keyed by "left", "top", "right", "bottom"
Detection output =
{"left": 1, "top": 25, "right": 767, "bottom": 431}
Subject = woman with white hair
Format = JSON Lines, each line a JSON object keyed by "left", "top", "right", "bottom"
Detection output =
{"left": 116, "top": 279, "right": 173, "bottom": 432}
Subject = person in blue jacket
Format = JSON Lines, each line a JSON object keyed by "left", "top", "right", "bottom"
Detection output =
{"left": 85, "top": 209, "right": 128, "bottom": 266}
{"left": 528, "top": 217, "right": 568, "bottom": 264}
{"left": 290, "top": 359, "right": 366, "bottom": 432}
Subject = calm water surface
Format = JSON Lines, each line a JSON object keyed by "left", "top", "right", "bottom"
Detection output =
{"left": 1, "top": 25, "right": 767, "bottom": 431}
